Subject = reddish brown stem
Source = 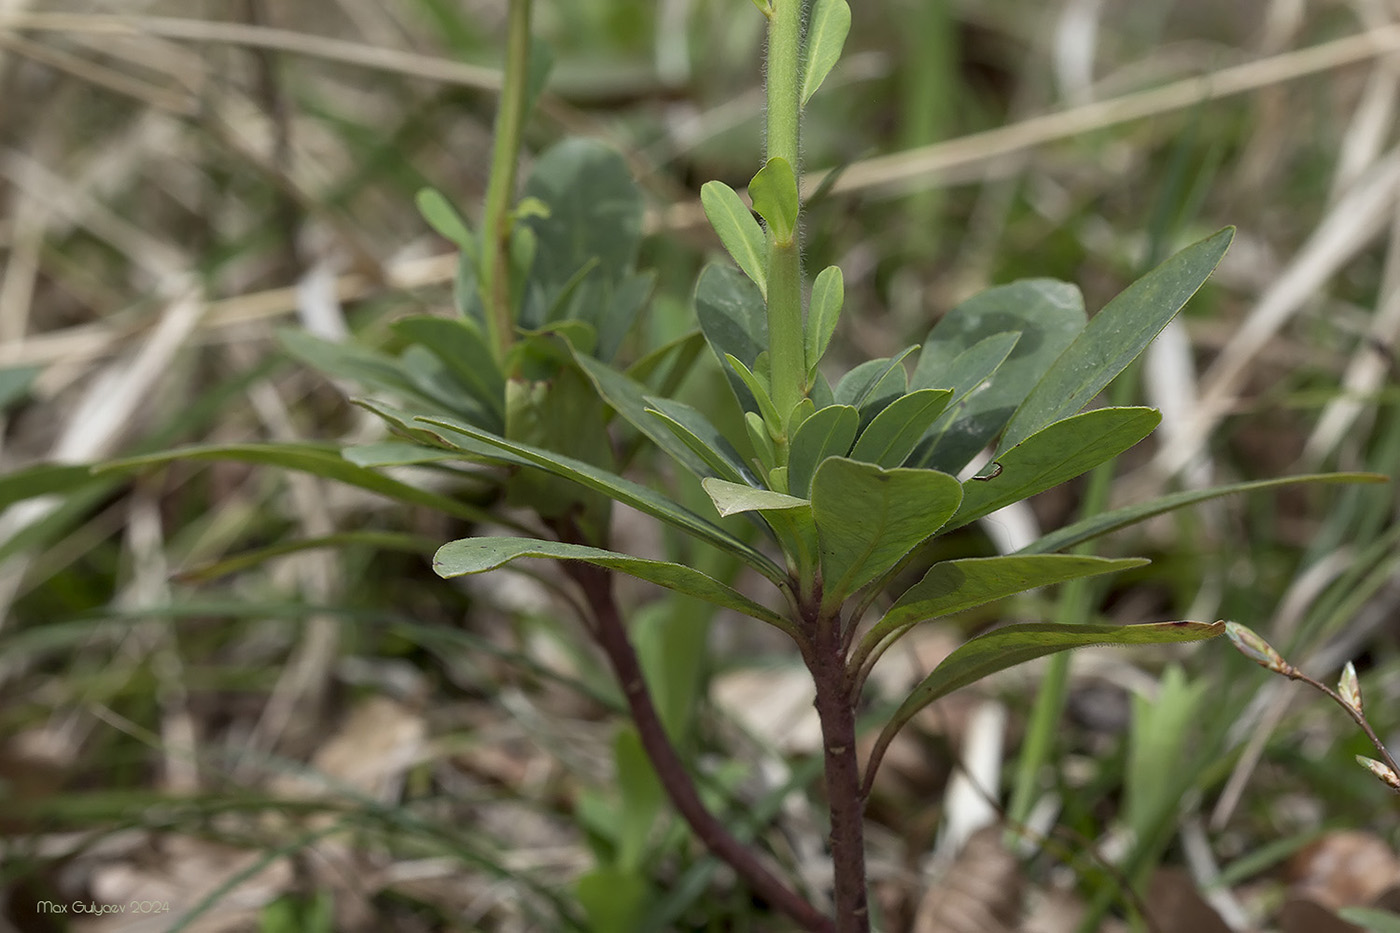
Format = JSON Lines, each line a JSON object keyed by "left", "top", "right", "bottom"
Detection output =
{"left": 566, "top": 561, "right": 835, "bottom": 933}
{"left": 810, "top": 604, "right": 871, "bottom": 933}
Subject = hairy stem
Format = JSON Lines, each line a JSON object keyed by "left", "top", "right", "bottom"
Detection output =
{"left": 567, "top": 561, "right": 835, "bottom": 933}
{"left": 765, "top": 0, "right": 806, "bottom": 430}
{"left": 478, "top": 0, "right": 532, "bottom": 363}
{"left": 811, "top": 604, "right": 870, "bottom": 933}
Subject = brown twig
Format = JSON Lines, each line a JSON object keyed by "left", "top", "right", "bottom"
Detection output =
{"left": 564, "top": 558, "right": 834, "bottom": 933}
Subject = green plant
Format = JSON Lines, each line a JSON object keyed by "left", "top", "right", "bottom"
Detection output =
{"left": 1226, "top": 622, "right": 1400, "bottom": 793}
{"left": 80, "top": 2, "right": 1388, "bottom": 931}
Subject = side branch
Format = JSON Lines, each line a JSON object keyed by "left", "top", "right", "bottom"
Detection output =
{"left": 565, "top": 561, "right": 835, "bottom": 933}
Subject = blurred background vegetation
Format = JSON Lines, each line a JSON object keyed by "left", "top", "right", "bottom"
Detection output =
{"left": 0, "top": 1, "right": 1398, "bottom": 931}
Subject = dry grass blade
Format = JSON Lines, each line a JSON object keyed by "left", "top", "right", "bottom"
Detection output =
{"left": 0, "top": 12, "right": 502, "bottom": 90}
{"left": 911, "top": 827, "right": 1023, "bottom": 933}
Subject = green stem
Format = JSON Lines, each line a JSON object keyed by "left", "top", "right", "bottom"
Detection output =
{"left": 765, "top": 0, "right": 805, "bottom": 432}
{"left": 478, "top": 0, "right": 532, "bottom": 364}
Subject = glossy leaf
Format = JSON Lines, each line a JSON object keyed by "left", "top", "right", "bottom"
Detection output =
{"left": 811, "top": 457, "right": 963, "bottom": 604}
{"left": 700, "top": 181, "right": 768, "bottom": 296}
{"left": 865, "top": 620, "right": 1224, "bottom": 792}
{"left": 806, "top": 265, "right": 844, "bottom": 378}
{"left": 800, "top": 0, "right": 851, "bottom": 106}
{"left": 1019, "top": 472, "right": 1386, "bottom": 554}
{"left": 98, "top": 443, "right": 492, "bottom": 523}
{"left": 645, "top": 398, "right": 756, "bottom": 486}
{"left": 749, "top": 157, "right": 800, "bottom": 245}
{"left": 415, "top": 188, "right": 476, "bottom": 256}
{"left": 415, "top": 414, "right": 788, "bottom": 582}
{"left": 915, "top": 280, "right": 1085, "bottom": 474}
{"left": 860, "top": 554, "right": 1149, "bottom": 660}
{"left": 1001, "top": 227, "right": 1233, "bottom": 450}
{"left": 948, "top": 407, "right": 1161, "bottom": 530}
{"left": 787, "top": 403, "right": 859, "bottom": 498}
{"left": 433, "top": 536, "right": 795, "bottom": 635}
{"left": 849, "top": 388, "right": 952, "bottom": 468}
{"left": 701, "top": 477, "right": 808, "bottom": 517}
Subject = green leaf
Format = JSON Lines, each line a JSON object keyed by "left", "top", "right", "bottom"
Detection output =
{"left": 97, "top": 443, "right": 494, "bottom": 524}
{"left": 175, "top": 532, "right": 438, "bottom": 584}
{"left": 695, "top": 264, "right": 768, "bottom": 412}
{"left": 416, "top": 415, "right": 788, "bottom": 583}
{"left": 909, "top": 332, "right": 1020, "bottom": 465}
{"left": 865, "top": 620, "right": 1224, "bottom": 792}
{"left": 861, "top": 555, "right": 1149, "bottom": 657}
{"left": 415, "top": 188, "right": 476, "bottom": 256}
{"left": 724, "top": 353, "right": 782, "bottom": 433}
{"left": 645, "top": 399, "right": 756, "bottom": 486}
{"left": 834, "top": 348, "right": 916, "bottom": 409}
{"left": 614, "top": 727, "right": 664, "bottom": 873}
{"left": 806, "top": 265, "right": 844, "bottom": 377}
{"left": 0, "top": 462, "right": 104, "bottom": 512}
{"left": 1338, "top": 907, "right": 1400, "bottom": 933}
{"left": 522, "top": 139, "right": 644, "bottom": 333}
{"left": 570, "top": 351, "right": 713, "bottom": 480}
{"left": 811, "top": 457, "right": 963, "bottom": 604}
{"left": 915, "top": 280, "right": 1085, "bottom": 474}
{"left": 787, "top": 403, "right": 859, "bottom": 498}
{"left": 700, "top": 181, "right": 768, "bottom": 296}
{"left": 849, "top": 388, "right": 952, "bottom": 468}
{"left": 577, "top": 866, "right": 650, "bottom": 933}
{"left": 342, "top": 442, "right": 463, "bottom": 468}
{"left": 278, "top": 329, "right": 453, "bottom": 415}
{"left": 948, "top": 407, "right": 1161, "bottom": 530}
{"left": 701, "top": 478, "right": 808, "bottom": 517}
{"left": 748, "top": 157, "right": 800, "bottom": 245}
{"left": 433, "top": 536, "right": 795, "bottom": 636}
{"left": 744, "top": 411, "right": 777, "bottom": 473}
{"left": 800, "top": 0, "right": 851, "bottom": 106}
{"left": 391, "top": 315, "right": 505, "bottom": 424}
{"left": 1019, "top": 472, "right": 1389, "bottom": 554}
{"left": 1001, "top": 227, "right": 1233, "bottom": 450}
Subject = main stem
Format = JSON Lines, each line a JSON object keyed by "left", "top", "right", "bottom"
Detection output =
{"left": 568, "top": 561, "right": 835, "bottom": 933}
{"left": 478, "top": 0, "right": 532, "bottom": 363}
{"left": 765, "top": 0, "right": 806, "bottom": 431}
{"left": 811, "top": 605, "right": 870, "bottom": 932}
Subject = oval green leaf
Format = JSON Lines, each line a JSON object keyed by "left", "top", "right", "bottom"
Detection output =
{"left": 787, "top": 403, "right": 859, "bottom": 498}
{"left": 748, "top": 157, "right": 800, "bottom": 246}
{"left": 701, "top": 477, "right": 808, "bottom": 517}
{"left": 806, "top": 265, "right": 844, "bottom": 377}
{"left": 701, "top": 181, "right": 768, "bottom": 297}
{"left": 849, "top": 388, "right": 952, "bottom": 468}
{"left": 811, "top": 457, "right": 963, "bottom": 605}
{"left": 415, "top": 187, "right": 476, "bottom": 257}
{"left": 800, "top": 0, "right": 851, "bottom": 106}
